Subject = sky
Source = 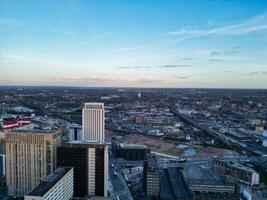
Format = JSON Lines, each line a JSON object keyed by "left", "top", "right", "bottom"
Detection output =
{"left": 0, "top": 0, "right": 267, "bottom": 88}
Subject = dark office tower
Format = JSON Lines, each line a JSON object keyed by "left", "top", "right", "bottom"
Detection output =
{"left": 143, "top": 154, "right": 160, "bottom": 199}
{"left": 57, "top": 141, "right": 108, "bottom": 198}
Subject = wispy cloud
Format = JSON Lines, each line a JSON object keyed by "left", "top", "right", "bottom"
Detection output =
{"left": 0, "top": 52, "right": 82, "bottom": 68}
{"left": 175, "top": 76, "right": 188, "bottom": 79}
{"left": 209, "top": 58, "right": 223, "bottom": 62}
{"left": 168, "top": 14, "right": 267, "bottom": 37}
{"left": 158, "top": 64, "right": 191, "bottom": 68}
{"left": 115, "top": 46, "right": 141, "bottom": 52}
{"left": 247, "top": 71, "right": 267, "bottom": 76}
{"left": 117, "top": 64, "right": 191, "bottom": 69}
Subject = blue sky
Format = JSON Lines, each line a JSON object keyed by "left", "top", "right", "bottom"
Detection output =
{"left": 0, "top": 0, "right": 267, "bottom": 88}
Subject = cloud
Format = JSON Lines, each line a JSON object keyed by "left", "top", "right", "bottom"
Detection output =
{"left": 117, "top": 66, "right": 151, "bottom": 69}
{"left": 117, "top": 64, "right": 191, "bottom": 69}
{"left": 0, "top": 52, "right": 82, "bottom": 68}
{"left": 41, "top": 74, "right": 165, "bottom": 86}
{"left": 158, "top": 64, "right": 191, "bottom": 68}
{"left": 209, "top": 58, "right": 223, "bottom": 62}
{"left": 180, "top": 57, "right": 195, "bottom": 61}
{"left": 168, "top": 14, "right": 267, "bottom": 38}
{"left": 246, "top": 71, "right": 267, "bottom": 76}
{"left": 176, "top": 76, "right": 188, "bottom": 79}
{"left": 116, "top": 47, "right": 141, "bottom": 52}
{"left": 210, "top": 51, "right": 222, "bottom": 56}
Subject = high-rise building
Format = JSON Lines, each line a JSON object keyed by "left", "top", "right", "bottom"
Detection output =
{"left": 57, "top": 141, "right": 108, "bottom": 198}
{"left": 6, "top": 129, "right": 61, "bottom": 198}
{"left": 25, "top": 167, "right": 74, "bottom": 200}
{"left": 143, "top": 154, "right": 160, "bottom": 198}
{"left": 82, "top": 102, "right": 105, "bottom": 143}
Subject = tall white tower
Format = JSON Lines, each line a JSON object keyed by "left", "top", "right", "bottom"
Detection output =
{"left": 82, "top": 102, "right": 105, "bottom": 143}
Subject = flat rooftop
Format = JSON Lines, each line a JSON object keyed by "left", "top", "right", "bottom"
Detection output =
{"left": 9, "top": 128, "right": 60, "bottom": 134}
{"left": 27, "top": 166, "right": 72, "bottom": 197}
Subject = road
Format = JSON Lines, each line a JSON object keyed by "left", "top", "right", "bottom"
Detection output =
{"left": 109, "top": 151, "right": 134, "bottom": 200}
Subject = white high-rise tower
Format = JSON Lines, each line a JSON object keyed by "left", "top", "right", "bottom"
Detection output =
{"left": 82, "top": 102, "right": 105, "bottom": 143}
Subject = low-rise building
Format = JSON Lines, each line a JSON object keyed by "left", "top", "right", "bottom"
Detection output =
{"left": 213, "top": 160, "right": 259, "bottom": 186}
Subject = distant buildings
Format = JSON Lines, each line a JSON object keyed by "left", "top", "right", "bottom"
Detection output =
{"left": 57, "top": 141, "right": 108, "bottom": 198}
{"left": 213, "top": 160, "right": 259, "bottom": 186}
{"left": 143, "top": 154, "right": 160, "bottom": 199}
{"left": 82, "top": 102, "right": 105, "bottom": 143}
{"left": 6, "top": 129, "right": 61, "bottom": 198}
{"left": 25, "top": 167, "right": 73, "bottom": 200}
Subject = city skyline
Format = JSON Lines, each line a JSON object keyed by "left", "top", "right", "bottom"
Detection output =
{"left": 0, "top": 0, "right": 267, "bottom": 88}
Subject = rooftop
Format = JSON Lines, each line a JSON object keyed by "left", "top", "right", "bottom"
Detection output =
{"left": 27, "top": 166, "right": 73, "bottom": 197}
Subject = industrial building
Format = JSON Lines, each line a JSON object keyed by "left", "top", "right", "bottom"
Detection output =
{"left": 57, "top": 141, "right": 108, "bottom": 198}
{"left": 25, "top": 167, "right": 73, "bottom": 200}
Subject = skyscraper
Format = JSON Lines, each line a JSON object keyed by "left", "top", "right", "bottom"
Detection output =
{"left": 6, "top": 129, "right": 61, "bottom": 198}
{"left": 82, "top": 102, "right": 105, "bottom": 143}
{"left": 57, "top": 142, "right": 109, "bottom": 197}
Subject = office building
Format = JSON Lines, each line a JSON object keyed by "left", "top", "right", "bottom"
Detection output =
{"left": 57, "top": 141, "right": 108, "bottom": 198}
{"left": 111, "top": 136, "right": 150, "bottom": 160}
{"left": 25, "top": 167, "right": 73, "bottom": 200}
{"left": 68, "top": 124, "right": 82, "bottom": 141}
{"left": 143, "top": 154, "right": 160, "bottom": 199}
{"left": 82, "top": 102, "right": 105, "bottom": 143}
{"left": 6, "top": 129, "right": 61, "bottom": 198}
{"left": 213, "top": 160, "right": 260, "bottom": 186}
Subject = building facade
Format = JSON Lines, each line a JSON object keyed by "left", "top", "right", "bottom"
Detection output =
{"left": 25, "top": 167, "right": 73, "bottom": 200}
{"left": 143, "top": 154, "right": 160, "bottom": 198}
{"left": 213, "top": 160, "right": 260, "bottom": 186}
{"left": 57, "top": 142, "right": 108, "bottom": 198}
{"left": 188, "top": 179, "right": 239, "bottom": 200}
{"left": 6, "top": 129, "right": 61, "bottom": 197}
{"left": 82, "top": 102, "right": 105, "bottom": 143}
{"left": 68, "top": 124, "right": 82, "bottom": 141}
